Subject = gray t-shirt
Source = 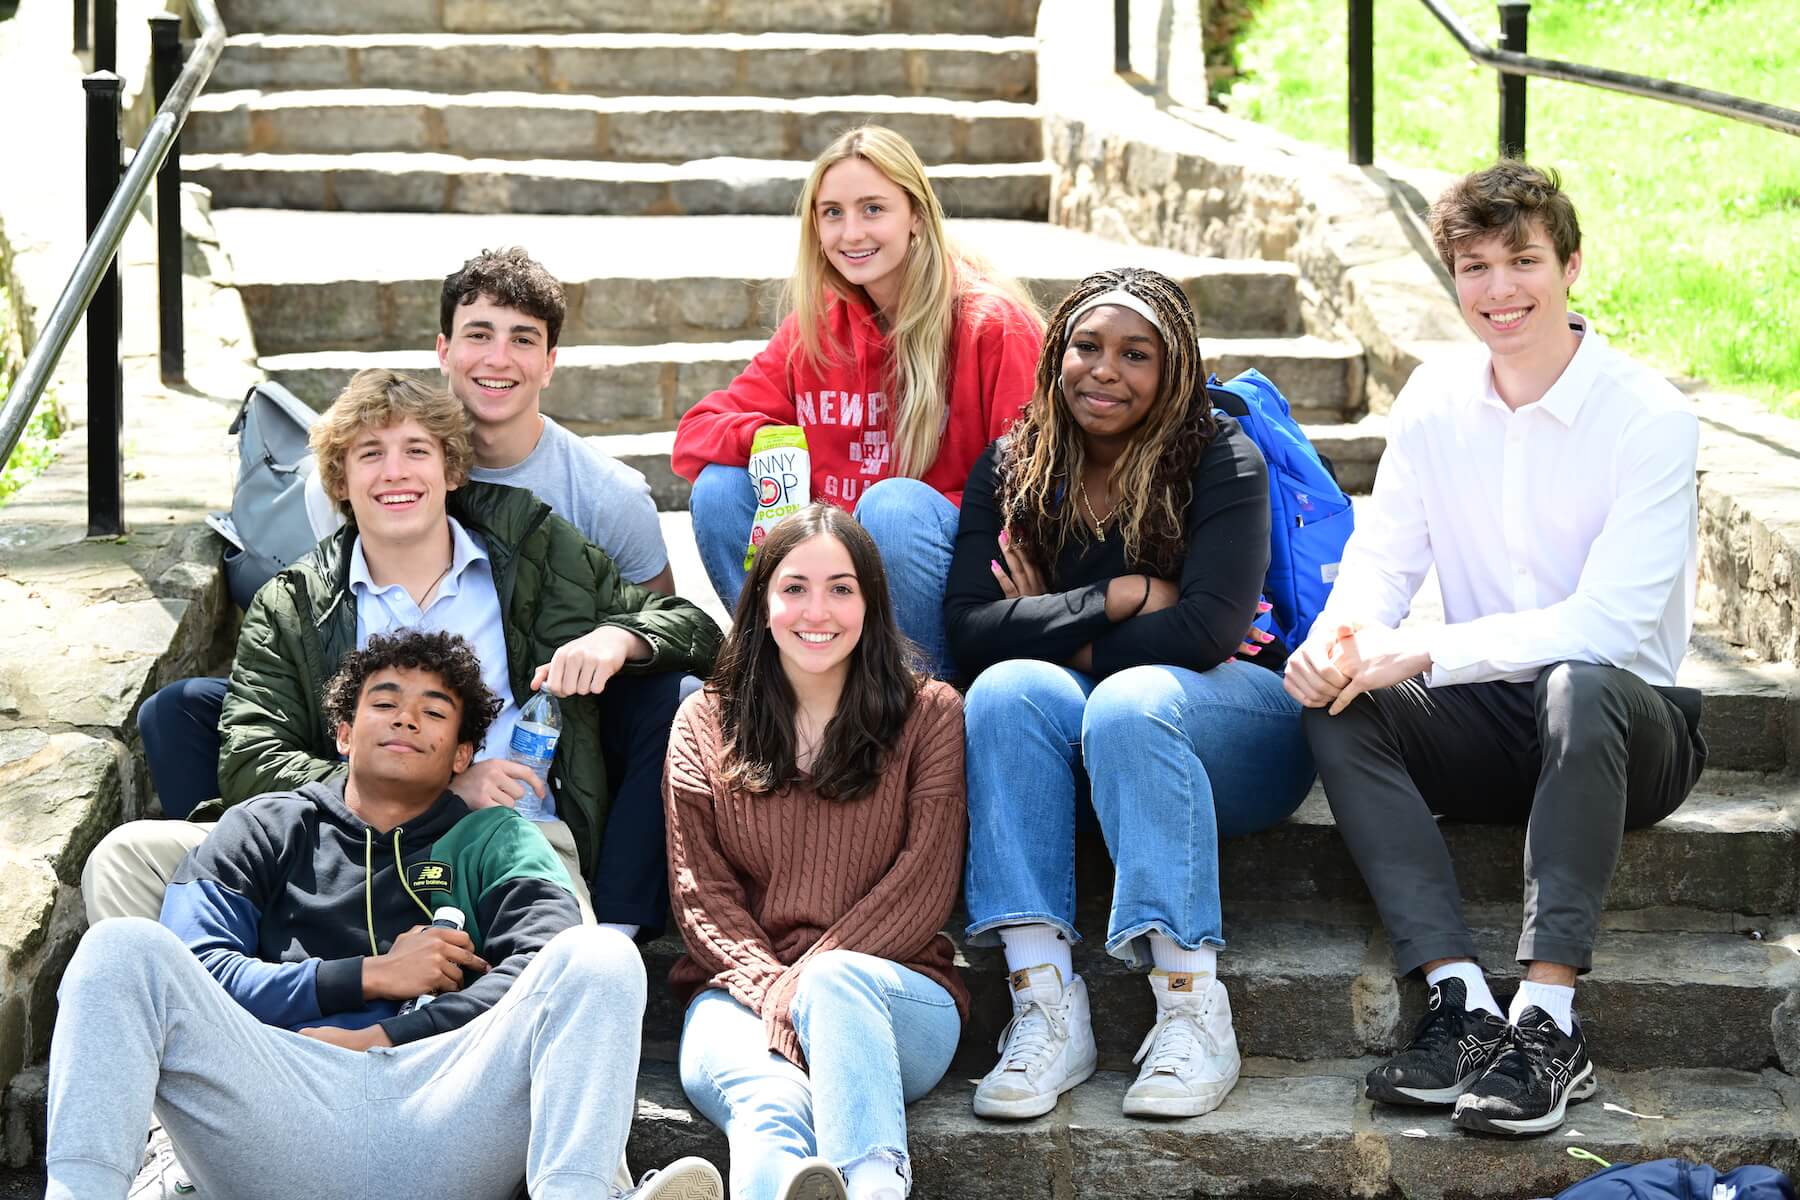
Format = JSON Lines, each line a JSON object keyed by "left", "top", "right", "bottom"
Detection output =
{"left": 469, "top": 415, "right": 668, "bottom": 585}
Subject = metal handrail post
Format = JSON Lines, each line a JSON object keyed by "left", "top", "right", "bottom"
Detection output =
{"left": 1348, "top": 0, "right": 1374, "bottom": 164}
{"left": 151, "top": 13, "right": 185, "bottom": 383}
{"left": 94, "top": 0, "right": 115, "bottom": 74}
{"left": 1497, "top": 1, "right": 1530, "bottom": 157}
{"left": 1114, "top": 0, "right": 1130, "bottom": 74}
{"left": 73, "top": 0, "right": 89, "bottom": 52}
{"left": 84, "top": 73, "right": 125, "bottom": 537}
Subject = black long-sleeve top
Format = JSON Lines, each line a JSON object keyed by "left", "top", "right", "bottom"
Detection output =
{"left": 944, "top": 415, "right": 1285, "bottom": 681}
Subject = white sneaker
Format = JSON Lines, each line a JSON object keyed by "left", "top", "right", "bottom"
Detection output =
{"left": 1122, "top": 969, "right": 1241, "bottom": 1117}
{"left": 129, "top": 1122, "right": 194, "bottom": 1198}
{"left": 620, "top": 1155, "right": 724, "bottom": 1200}
{"left": 972, "top": 963, "right": 1098, "bottom": 1119}
{"left": 777, "top": 1157, "right": 848, "bottom": 1200}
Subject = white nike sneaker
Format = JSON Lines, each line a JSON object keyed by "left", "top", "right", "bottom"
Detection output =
{"left": 129, "top": 1122, "right": 194, "bottom": 1198}
{"left": 1122, "top": 969, "right": 1241, "bottom": 1118}
{"left": 972, "top": 963, "right": 1098, "bottom": 1119}
{"left": 776, "top": 1157, "right": 847, "bottom": 1200}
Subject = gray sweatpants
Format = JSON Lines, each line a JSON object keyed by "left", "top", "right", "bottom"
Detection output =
{"left": 47, "top": 918, "right": 644, "bottom": 1200}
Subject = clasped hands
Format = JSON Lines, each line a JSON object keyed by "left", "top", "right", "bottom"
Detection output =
{"left": 298, "top": 923, "right": 490, "bottom": 1052}
{"left": 1283, "top": 622, "right": 1433, "bottom": 714}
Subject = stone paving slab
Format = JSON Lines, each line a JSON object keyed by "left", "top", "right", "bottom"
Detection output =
{"left": 211, "top": 32, "right": 1040, "bottom": 101}
{"left": 623, "top": 1059, "right": 1798, "bottom": 1200}
{"left": 639, "top": 908, "right": 1800, "bottom": 1073}
{"left": 187, "top": 89, "right": 1044, "bottom": 163}
{"left": 185, "top": 151, "right": 1052, "bottom": 218}
{"left": 215, "top": 0, "right": 1043, "bottom": 37}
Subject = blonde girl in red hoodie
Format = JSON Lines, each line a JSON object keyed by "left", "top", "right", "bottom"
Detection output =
{"left": 672, "top": 125, "right": 1043, "bottom": 677}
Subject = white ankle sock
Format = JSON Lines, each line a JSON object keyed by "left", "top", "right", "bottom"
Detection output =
{"left": 998, "top": 924, "right": 1074, "bottom": 983}
{"left": 1147, "top": 933, "right": 1217, "bottom": 980}
{"left": 1424, "top": 961, "right": 1502, "bottom": 1018}
{"left": 598, "top": 922, "right": 640, "bottom": 942}
{"left": 844, "top": 1157, "right": 906, "bottom": 1200}
{"left": 1510, "top": 980, "right": 1576, "bottom": 1035}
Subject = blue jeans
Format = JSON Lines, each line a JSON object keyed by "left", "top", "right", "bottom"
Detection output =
{"left": 678, "top": 951, "right": 961, "bottom": 1200}
{"left": 689, "top": 464, "right": 959, "bottom": 677}
{"left": 139, "top": 676, "right": 230, "bottom": 819}
{"left": 963, "top": 659, "right": 1316, "bottom": 968}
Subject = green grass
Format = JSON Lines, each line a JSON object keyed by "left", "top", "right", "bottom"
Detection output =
{"left": 1226, "top": 0, "right": 1800, "bottom": 415}
{"left": 0, "top": 283, "right": 64, "bottom": 507}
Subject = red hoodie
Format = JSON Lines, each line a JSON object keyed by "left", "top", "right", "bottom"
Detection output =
{"left": 672, "top": 290, "right": 1043, "bottom": 509}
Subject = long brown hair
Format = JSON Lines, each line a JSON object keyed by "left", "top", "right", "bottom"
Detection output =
{"left": 709, "top": 504, "right": 923, "bottom": 801}
{"left": 996, "top": 267, "right": 1217, "bottom": 578}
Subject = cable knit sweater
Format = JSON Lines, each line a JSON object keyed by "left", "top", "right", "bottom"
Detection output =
{"left": 664, "top": 679, "right": 970, "bottom": 1067}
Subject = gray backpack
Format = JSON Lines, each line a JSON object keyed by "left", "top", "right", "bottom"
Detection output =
{"left": 215, "top": 381, "right": 320, "bottom": 610}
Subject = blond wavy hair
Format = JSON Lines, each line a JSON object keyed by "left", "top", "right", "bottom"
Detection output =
{"left": 997, "top": 268, "right": 1217, "bottom": 578}
{"left": 786, "top": 125, "right": 1041, "bottom": 479}
{"left": 310, "top": 368, "right": 474, "bottom": 519}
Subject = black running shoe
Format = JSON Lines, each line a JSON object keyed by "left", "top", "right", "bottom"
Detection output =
{"left": 1364, "top": 978, "right": 1508, "bottom": 1106}
{"left": 1452, "top": 1007, "right": 1597, "bottom": 1136}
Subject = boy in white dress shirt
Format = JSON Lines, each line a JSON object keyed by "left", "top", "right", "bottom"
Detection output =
{"left": 1285, "top": 160, "right": 1705, "bottom": 1137}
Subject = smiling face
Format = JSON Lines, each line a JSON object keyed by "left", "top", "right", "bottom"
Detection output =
{"left": 339, "top": 417, "right": 454, "bottom": 547}
{"left": 1060, "top": 304, "right": 1167, "bottom": 452}
{"left": 335, "top": 665, "right": 475, "bottom": 799}
{"left": 814, "top": 156, "right": 921, "bottom": 315}
{"left": 765, "top": 532, "right": 867, "bottom": 689}
{"left": 1452, "top": 219, "right": 1582, "bottom": 361}
{"left": 436, "top": 294, "right": 558, "bottom": 438}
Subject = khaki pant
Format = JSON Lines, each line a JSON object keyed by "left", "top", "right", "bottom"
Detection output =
{"left": 81, "top": 816, "right": 598, "bottom": 926}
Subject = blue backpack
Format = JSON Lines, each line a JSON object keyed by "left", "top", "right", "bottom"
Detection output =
{"left": 1555, "top": 1158, "right": 1794, "bottom": 1200}
{"left": 1206, "top": 369, "right": 1354, "bottom": 650}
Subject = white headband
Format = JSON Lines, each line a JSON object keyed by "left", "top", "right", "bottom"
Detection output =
{"left": 1063, "top": 289, "right": 1165, "bottom": 341}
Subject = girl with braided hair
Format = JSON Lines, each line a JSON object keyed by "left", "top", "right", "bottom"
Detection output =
{"left": 943, "top": 267, "right": 1315, "bottom": 1120}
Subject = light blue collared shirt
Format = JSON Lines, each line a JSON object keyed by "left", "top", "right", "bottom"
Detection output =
{"left": 348, "top": 518, "right": 535, "bottom": 805}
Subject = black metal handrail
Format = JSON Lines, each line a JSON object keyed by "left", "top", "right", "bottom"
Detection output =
{"left": 1349, "top": 0, "right": 1800, "bottom": 165}
{"left": 0, "top": 0, "right": 225, "bottom": 534}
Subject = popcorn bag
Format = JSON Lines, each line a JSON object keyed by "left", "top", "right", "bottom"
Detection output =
{"left": 743, "top": 425, "right": 811, "bottom": 570}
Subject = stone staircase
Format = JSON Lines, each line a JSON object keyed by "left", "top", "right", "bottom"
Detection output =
{"left": 139, "top": 0, "right": 1800, "bottom": 1195}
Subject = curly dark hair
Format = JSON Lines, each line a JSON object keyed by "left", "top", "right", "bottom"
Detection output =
{"left": 323, "top": 630, "right": 503, "bottom": 753}
{"left": 997, "top": 266, "right": 1217, "bottom": 579}
{"left": 709, "top": 504, "right": 923, "bottom": 802}
{"left": 440, "top": 246, "right": 566, "bottom": 348}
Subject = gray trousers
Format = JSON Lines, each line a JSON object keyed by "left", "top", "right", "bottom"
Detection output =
{"left": 1303, "top": 661, "right": 1706, "bottom": 975}
{"left": 47, "top": 919, "right": 644, "bottom": 1200}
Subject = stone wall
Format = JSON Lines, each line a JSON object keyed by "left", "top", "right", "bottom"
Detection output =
{"left": 1033, "top": 0, "right": 1471, "bottom": 414}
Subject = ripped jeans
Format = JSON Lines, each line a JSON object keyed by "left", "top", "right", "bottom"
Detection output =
{"left": 678, "top": 951, "right": 961, "bottom": 1200}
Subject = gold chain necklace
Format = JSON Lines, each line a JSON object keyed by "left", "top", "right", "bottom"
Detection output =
{"left": 1076, "top": 479, "right": 1114, "bottom": 539}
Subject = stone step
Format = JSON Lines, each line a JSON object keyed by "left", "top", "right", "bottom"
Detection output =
{"left": 187, "top": 90, "right": 1043, "bottom": 164}
{"left": 211, "top": 33, "right": 1038, "bottom": 102}
{"left": 622, "top": 1058, "right": 1799, "bottom": 1200}
{"left": 180, "top": 151, "right": 1051, "bottom": 216}
{"left": 260, "top": 334, "right": 1360, "bottom": 440}
{"left": 214, "top": 210, "right": 1303, "bottom": 351}
{"left": 214, "top": 0, "right": 1042, "bottom": 37}
{"left": 185, "top": 152, "right": 1051, "bottom": 217}
{"left": 639, "top": 907, "right": 1800, "bottom": 1074}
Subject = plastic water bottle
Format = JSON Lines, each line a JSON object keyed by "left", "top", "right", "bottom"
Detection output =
{"left": 507, "top": 687, "right": 560, "bottom": 822}
{"left": 397, "top": 906, "right": 466, "bottom": 1015}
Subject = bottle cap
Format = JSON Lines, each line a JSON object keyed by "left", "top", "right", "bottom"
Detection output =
{"left": 431, "top": 906, "right": 466, "bottom": 930}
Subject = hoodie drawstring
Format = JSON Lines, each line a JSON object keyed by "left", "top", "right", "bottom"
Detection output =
{"left": 363, "top": 826, "right": 441, "bottom": 958}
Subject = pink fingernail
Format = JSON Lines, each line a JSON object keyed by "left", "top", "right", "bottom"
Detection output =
{"left": 991, "top": 559, "right": 1002, "bottom": 572}
{"left": 999, "top": 529, "right": 1009, "bottom": 546}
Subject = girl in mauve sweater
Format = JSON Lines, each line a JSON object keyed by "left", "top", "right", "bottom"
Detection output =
{"left": 945, "top": 268, "right": 1315, "bottom": 1123}
{"left": 671, "top": 125, "right": 1043, "bottom": 677}
{"left": 664, "top": 504, "right": 968, "bottom": 1200}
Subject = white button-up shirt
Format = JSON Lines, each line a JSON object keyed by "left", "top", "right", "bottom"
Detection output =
{"left": 348, "top": 517, "right": 524, "bottom": 765}
{"left": 1318, "top": 316, "right": 1699, "bottom": 688}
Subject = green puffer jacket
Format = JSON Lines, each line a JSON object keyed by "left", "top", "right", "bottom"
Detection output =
{"left": 205, "top": 480, "right": 722, "bottom": 877}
